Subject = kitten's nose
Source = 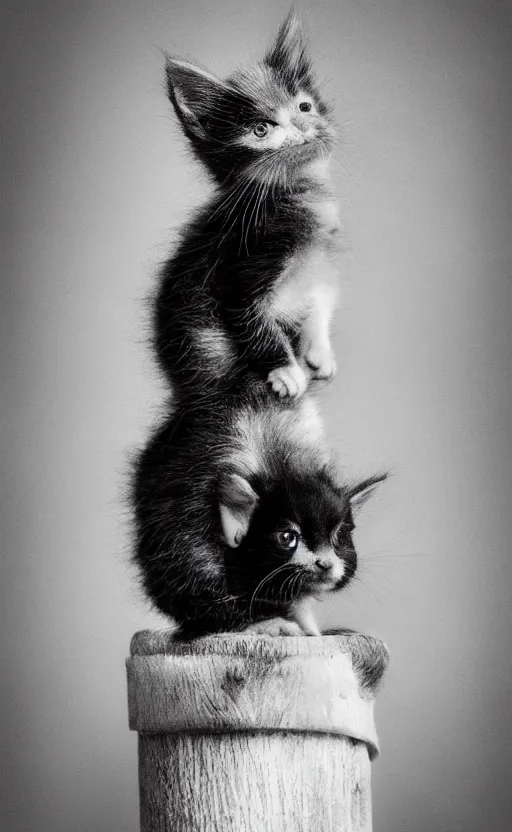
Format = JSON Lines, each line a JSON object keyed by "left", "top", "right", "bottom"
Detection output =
{"left": 315, "top": 558, "right": 332, "bottom": 572}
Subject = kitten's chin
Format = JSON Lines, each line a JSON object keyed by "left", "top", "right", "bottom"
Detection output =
{"left": 306, "top": 575, "right": 339, "bottom": 594}
{"left": 285, "top": 141, "right": 333, "bottom": 186}
{"left": 291, "top": 138, "right": 331, "bottom": 167}
{"left": 245, "top": 138, "right": 332, "bottom": 188}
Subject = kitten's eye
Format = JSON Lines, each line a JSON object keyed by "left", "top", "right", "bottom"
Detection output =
{"left": 299, "top": 101, "right": 312, "bottom": 113}
{"left": 253, "top": 122, "right": 270, "bottom": 138}
{"left": 277, "top": 530, "right": 299, "bottom": 552}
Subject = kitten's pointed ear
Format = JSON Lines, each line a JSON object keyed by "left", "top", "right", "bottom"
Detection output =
{"left": 349, "top": 474, "right": 387, "bottom": 515}
{"left": 165, "top": 56, "right": 227, "bottom": 140}
{"left": 218, "top": 473, "right": 259, "bottom": 548}
{"left": 264, "top": 13, "right": 313, "bottom": 85}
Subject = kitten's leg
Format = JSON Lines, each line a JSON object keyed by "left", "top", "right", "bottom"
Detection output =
{"left": 290, "top": 598, "right": 321, "bottom": 636}
{"left": 229, "top": 311, "right": 308, "bottom": 399}
{"left": 267, "top": 363, "right": 308, "bottom": 399}
{"left": 253, "top": 319, "right": 308, "bottom": 399}
{"left": 301, "top": 288, "right": 338, "bottom": 382}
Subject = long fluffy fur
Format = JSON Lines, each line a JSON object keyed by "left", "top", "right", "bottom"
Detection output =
{"left": 155, "top": 14, "right": 344, "bottom": 403}
{"left": 131, "top": 17, "right": 383, "bottom": 638}
{"left": 132, "top": 384, "right": 382, "bottom": 638}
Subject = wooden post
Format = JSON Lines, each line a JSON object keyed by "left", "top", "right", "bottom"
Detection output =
{"left": 126, "top": 629, "right": 388, "bottom": 832}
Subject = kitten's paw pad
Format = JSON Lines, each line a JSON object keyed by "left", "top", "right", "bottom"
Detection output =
{"left": 243, "top": 618, "right": 304, "bottom": 637}
{"left": 268, "top": 363, "right": 308, "bottom": 399}
{"left": 305, "top": 345, "right": 337, "bottom": 381}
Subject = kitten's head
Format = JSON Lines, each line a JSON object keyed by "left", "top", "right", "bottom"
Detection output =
{"left": 165, "top": 14, "right": 333, "bottom": 187}
{"left": 218, "top": 469, "right": 386, "bottom": 611}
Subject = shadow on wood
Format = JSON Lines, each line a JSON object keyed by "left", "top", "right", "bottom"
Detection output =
{"left": 126, "top": 629, "right": 388, "bottom": 832}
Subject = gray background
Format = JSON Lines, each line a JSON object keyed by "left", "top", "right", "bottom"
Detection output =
{"left": 1, "top": 1, "right": 511, "bottom": 830}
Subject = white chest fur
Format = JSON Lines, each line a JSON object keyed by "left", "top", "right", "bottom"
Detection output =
{"left": 269, "top": 195, "right": 343, "bottom": 327}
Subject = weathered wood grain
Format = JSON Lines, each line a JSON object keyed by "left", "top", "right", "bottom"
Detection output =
{"left": 126, "top": 630, "right": 388, "bottom": 832}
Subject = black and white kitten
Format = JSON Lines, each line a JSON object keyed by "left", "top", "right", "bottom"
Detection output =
{"left": 155, "top": 14, "right": 343, "bottom": 403}
{"left": 132, "top": 387, "right": 384, "bottom": 639}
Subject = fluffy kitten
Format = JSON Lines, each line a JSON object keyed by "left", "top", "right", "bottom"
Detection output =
{"left": 132, "top": 386, "right": 384, "bottom": 638}
{"left": 155, "top": 14, "right": 343, "bottom": 403}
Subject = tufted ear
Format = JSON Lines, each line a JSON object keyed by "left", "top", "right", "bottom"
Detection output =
{"left": 264, "top": 13, "right": 313, "bottom": 86}
{"left": 349, "top": 475, "right": 387, "bottom": 515}
{"left": 165, "top": 56, "right": 229, "bottom": 140}
{"left": 218, "top": 473, "right": 259, "bottom": 548}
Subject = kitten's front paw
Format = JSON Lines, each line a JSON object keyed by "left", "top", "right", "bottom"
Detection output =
{"left": 243, "top": 618, "right": 304, "bottom": 637}
{"left": 268, "top": 363, "right": 308, "bottom": 399}
{"left": 305, "top": 343, "right": 337, "bottom": 382}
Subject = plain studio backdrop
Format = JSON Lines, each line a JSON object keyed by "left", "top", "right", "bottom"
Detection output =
{"left": 1, "top": 1, "right": 511, "bottom": 830}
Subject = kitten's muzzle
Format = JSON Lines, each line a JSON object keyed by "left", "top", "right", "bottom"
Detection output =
{"left": 315, "top": 557, "right": 332, "bottom": 573}
{"left": 291, "top": 545, "right": 344, "bottom": 591}
{"left": 308, "top": 552, "right": 344, "bottom": 590}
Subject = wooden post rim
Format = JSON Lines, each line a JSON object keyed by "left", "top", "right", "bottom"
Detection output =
{"left": 127, "top": 629, "right": 388, "bottom": 761}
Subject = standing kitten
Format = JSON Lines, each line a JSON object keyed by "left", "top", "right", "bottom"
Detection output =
{"left": 156, "top": 14, "right": 344, "bottom": 403}
{"left": 132, "top": 386, "right": 385, "bottom": 638}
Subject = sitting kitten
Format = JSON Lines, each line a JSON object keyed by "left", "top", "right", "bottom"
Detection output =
{"left": 132, "top": 385, "right": 385, "bottom": 638}
{"left": 155, "top": 14, "right": 344, "bottom": 403}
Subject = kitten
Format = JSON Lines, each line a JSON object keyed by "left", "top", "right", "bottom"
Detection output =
{"left": 132, "top": 385, "right": 385, "bottom": 638}
{"left": 155, "top": 14, "right": 344, "bottom": 403}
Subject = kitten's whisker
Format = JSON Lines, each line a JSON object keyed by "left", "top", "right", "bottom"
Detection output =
{"left": 283, "top": 568, "right": 304, "bottom": 604}
{"left": 220, "top": 178, "right": 255, "bottom": 238}
{"left": 248, "top": 564, "right": 296, "bottom": 622}
{"left": 243, "top": 179, "right": 266, "bottom": 253}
